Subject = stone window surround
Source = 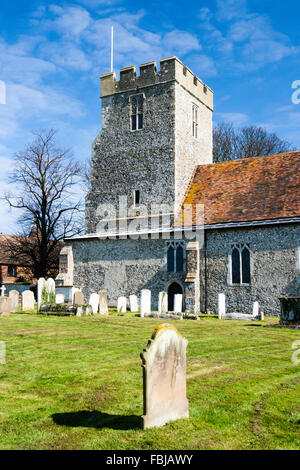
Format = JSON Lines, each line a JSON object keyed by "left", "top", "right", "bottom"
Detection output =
{"left": 164, "top": 241, "right": 186, "bottom": 273}
{"left": 227, "top": 243, "right": 252, "bottom": 287}
{"left": 130, "top": 93, "right": 145, "bottom": 132}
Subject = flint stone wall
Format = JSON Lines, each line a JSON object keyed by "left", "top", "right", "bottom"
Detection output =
{"left": 202, "top": 223, "right": 300, "bottom": 316}
{"left": 71, "top": 237, "right": 186, "bottom": 309}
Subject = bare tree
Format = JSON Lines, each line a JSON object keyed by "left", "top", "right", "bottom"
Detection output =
{"left": 4, "top": 129, "right": 83, "bottom": 279}
{"left": 213, "top": 123, "right": 295, "bottom": 163}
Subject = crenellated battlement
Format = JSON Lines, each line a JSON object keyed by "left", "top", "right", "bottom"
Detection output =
{"left": 100, "top": 56, "right": 213, "bottom": 110}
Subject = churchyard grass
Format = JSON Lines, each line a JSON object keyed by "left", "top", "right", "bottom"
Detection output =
{"left": 0, "top": 312, "right": 299, "bottom": 450}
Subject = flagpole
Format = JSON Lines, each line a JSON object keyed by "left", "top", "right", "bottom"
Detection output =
{"left": 110, "top": 25, "right": 114, "bottom": 73}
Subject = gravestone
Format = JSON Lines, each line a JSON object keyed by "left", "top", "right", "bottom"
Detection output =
{"left": 37, "top": 277, "right": 46, "bottom": 311}
{"left": 45, "top": 278, "right": 55, "bottom": 299}
{"left": 74, "top": 291, "right": 84, "bottom": 306}
{"left": 174, "top": 294, "right": 183, "bottom": 313}
{"left": 129, "top": 295, "right": 139, "bottom": 313}
{"left": 22, "top": 290, "right": 35, "bottom": 312}
{"left": 56, "top": 293, "right": 65, "bottom": 304}
{"left": 0, "top": 297, "right": 12, "bottom": 317}
{"left": 89, "top": 293, "right": 99, "bottom": 314}
{"left": 0, "top": 285, "right": 6, "bottom": 297}
{"left": 218, "top": 293, "right": 226, "bottom": 319}
{"left": 76, "top": 306, "right": 83, "bottom": 317}
{"left": 85, "top": 305, "right": 93, "bottom": 316}
{"left": 117, "top": 297, "right": 127, "bottom": 313}
{"left": 158, "top": 292, "right": 168, "bottom": 314}
{"left": 99, "top": 290, "right": 109, "bottom": 315}
{"left": 9, "top": 290, "right": 19, "bottom": 312}
{"left": 140, "top": 323, "right": 189, "bottom": 429}
{"left": 253, "top": 302, "right": 259, "bottom": 318}
{"left": 141, "top": 290, "right": 151, "bottom": 317}
{"left": 260, "top": 311, "right": 265, "bottom": 321}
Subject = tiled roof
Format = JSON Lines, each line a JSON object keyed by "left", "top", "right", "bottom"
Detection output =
{"left": 178, "top": 151, "right": 300, "bottom": 227}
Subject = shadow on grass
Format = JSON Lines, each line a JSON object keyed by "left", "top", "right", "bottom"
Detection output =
{"left": 52, "top": 410, "right": 142, "bottom": 430}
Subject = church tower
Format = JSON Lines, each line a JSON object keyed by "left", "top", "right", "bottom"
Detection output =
{"left": 86, "top": 56, "right": 213, "bottom": 234}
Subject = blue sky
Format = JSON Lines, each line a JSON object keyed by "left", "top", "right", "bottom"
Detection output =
{"left": 0, "top": 0, "right": 300, "bottom": 233}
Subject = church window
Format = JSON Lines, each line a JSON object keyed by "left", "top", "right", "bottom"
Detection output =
{"left": 166, "top": 242, "right": 185, "bottom": 273}
{"left": 130, "top": 94, "right": 144, "bottom": 131}
{"left": 134, "top": 190, "right": 140, "bottom": 206}
{"left": 231, "top": 244, "right": 251, "bottom": 285}
{"left": 192, "top": 104, "right": 198, "bottom": 138}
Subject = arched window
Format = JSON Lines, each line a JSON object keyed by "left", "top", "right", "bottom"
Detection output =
{"left": 176, "top": 245, "right": 184, "bottom": 273}
{"left": 167, "top": 245, "right": 175, "bottom": 272}
{"left": 231, "top": 244, "right": 251, "bottom": 285}
{"left": 166, "top": 242, "right": 185, "bottom": 273}
{"left": 242, "top": 247, "right": 250, "bottom": 284}
{"left": 231, "top": 248, "right": 240, "bottom": 284}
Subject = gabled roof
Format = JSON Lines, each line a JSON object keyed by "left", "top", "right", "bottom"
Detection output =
{"left": 177, "top": 151, "right": 300, "bottom": 227}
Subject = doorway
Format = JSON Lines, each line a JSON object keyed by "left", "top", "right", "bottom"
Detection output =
{"left": 168, "top": 282, "right": 183, "bottom": 311}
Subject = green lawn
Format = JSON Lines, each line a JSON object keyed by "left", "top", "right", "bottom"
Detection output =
{"left": 0, "top": 312, "right": 299, "bottom": 450}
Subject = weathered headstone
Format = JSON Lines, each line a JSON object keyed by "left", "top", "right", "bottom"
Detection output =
{"left": 218, "top": 293, "right": 226, "bottom": 319}
{"left": 99, "top": 290, "right": 109, "bottom": 315}
{"left": 89, "top": 293, "right": 99, "bottom": 314}
{"left": 129, "top": 295, "right": 139, "bottom": 313}
{"left": 74, "top": 291, "right": 84, "bottom": 306}
{"left": 85, "top": 305, "right": 93, "bottom": 316}
{"left": 55, "top": 293, "right": 65, "bottom": 304}
{"left": 76, "top": 306, "right": 83, "bottom": 317}
{"left": 253, "top": 302, "right": 259, "bottom": 318}
{"left": 22, "top": 290, "right": 35, "bottom": 312}
{"left": 9, "top": 290, "right": 19, "bottom": 312}
{"left": 158, "top": 291, "right": 168, "bottom": 314}
{"left": 117, "top": 296, "right": 127, "bottom": 313}
{"left": 140, "top": 323, "right": 189, "bottom": 429}
{"left": 141, "top": 290, "right": 151, "bottom": 317}
{"left": 174, "top": 294, "right": 183, "bottom": 313}
{"left": 0, "top": 297, "right": 12, "bottom": 317}
{"left": 37, "top": 277, "right": 46, "bottom": 311}
{"left": 260, "top": 311, "right": 265, "bottom": 321}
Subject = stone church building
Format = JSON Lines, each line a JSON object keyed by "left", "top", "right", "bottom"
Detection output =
{"left": 62, "top": 56, "right": 300, "bottom": 315}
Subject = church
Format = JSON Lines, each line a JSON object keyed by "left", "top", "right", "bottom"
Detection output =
{"left": 60, "top": 56, "right": 300, "bottom": 315}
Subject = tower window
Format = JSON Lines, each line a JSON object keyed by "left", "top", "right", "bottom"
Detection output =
{"left": 231, "top": 244, "right": 251, "bottom": 285}
{"left": 192, "top": 104, "right": 198, "bottom": 138}
{"left": 166, "top": 242, "right": 185, "bottom": 273}
{"left": 130, "top": 94, "right": 144, "bottom": 131}
{"left": 134, "top": 190, "right": 140, "bottom": 206}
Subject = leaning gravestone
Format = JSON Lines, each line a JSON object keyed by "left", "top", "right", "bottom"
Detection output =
{"left": 117, "top": 297, "right": 127, "bottom": 313}
{"left": 22, "top": 290, "right": 35, "bottom": 312}
{"left": 9, "top": 290, "right": 19, "bottom": 312}
{"left": 140, "top": 323, "right": 189, "bottom": 429}
{"left": 174, "top": 294, "right": 183, "bottom": 313}
{"left": 99, "top": 290, "right": 109, "bottom": 315}
{"left": 74, "top": 291, "right": 84, "bottom": 306}
{"left": 89, "top": 293, "right": 99, "bottom": 314}
{"left": 0, "top": 297, "right": 12, "bottom": 317}
{"left": 158, "top": 292, "right": 168, "bottom": 315}
{"left": 129, "top": 295, "right": 139, "bottom": 313}
{"left": 141, "top": 290, "right": 151, "bottom": 317}
{"left": 55, "top": 293, "right": 65, "bottom": 304}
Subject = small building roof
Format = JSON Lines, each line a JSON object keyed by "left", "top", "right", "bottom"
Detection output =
{"left": 177, "top": 151, "right": 300, "bottom": 227}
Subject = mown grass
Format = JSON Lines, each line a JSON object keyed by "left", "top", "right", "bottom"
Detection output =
{"left": 0, "top": 312, "right": 299, "bottom": 450}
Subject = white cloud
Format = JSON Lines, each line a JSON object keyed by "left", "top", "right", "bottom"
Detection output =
{"left": 216, "top": 0, "right": 247, "bottom": 21}
{"left": 46, "top": 5, "right": 91, "bottom": 39}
